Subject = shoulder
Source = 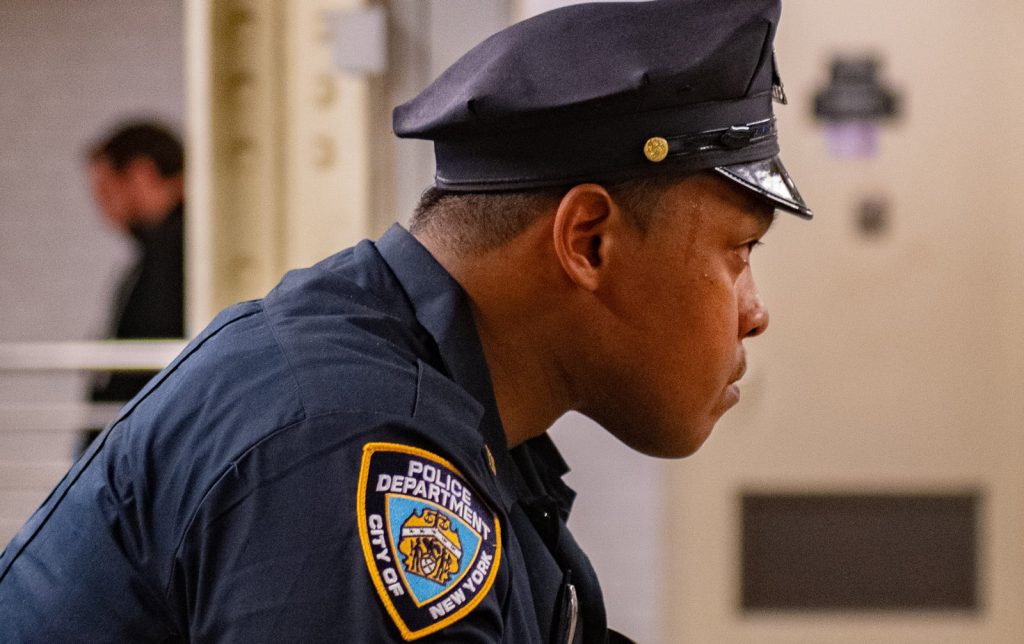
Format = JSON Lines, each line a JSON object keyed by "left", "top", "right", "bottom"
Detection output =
{"left": 153, "top": 242, "right": 513, "bottom": 638}
{"left": 179, "top": 357, "right": 493, "bottom": 526}
{"left": 261, "top": 240, "right": 442, "bottom": 417}
{"left": 115, "top": 237, "right": 474, "bottom": 531}
{"left": 149, "top": 238, "right": 434, "bottom": 430}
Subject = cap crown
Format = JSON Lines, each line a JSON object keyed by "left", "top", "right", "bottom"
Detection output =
{"left": 394, "top": 0, "right": 789, "bottom": 192}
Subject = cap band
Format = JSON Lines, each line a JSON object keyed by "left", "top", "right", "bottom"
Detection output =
{"left": 434, "top": 94, "right": 778, "bottom": 191}
{"left": 660, "top": 118, "right": 776, "bottom": 161}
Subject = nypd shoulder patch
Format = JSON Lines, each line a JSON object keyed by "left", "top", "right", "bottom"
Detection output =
{"left": 357, "top": 442, "right": 502, "bottom": 641}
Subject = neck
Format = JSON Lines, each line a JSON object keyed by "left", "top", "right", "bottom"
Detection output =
{"left": 416, "top": 224, "right": 574, "bottom": 447}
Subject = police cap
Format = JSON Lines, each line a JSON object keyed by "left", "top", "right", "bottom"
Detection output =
{"left": 394, "top": 0, "right": 812, "bottom": 219}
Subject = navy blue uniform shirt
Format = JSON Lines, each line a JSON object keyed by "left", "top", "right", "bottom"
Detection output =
{"left": 0, "top": 226, "right": 618, "bottom": 643}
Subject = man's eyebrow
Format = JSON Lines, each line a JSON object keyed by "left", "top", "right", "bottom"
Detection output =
{"left": 746, "top": 200, "right": 777, "bottom": 233}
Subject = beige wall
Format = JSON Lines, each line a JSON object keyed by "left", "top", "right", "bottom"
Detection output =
{"left": 665, "top": 2, "right": 1024, "bottom": 642}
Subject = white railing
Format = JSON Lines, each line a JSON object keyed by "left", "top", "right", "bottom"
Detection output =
{"left": 0, "top": 403, "right": 124, "bottom": 434}
{"left": 0, "top": 340, "right": 187, "bottom": 543}
{"left": 0, "top": 340, "right": 187, "bottom": 372}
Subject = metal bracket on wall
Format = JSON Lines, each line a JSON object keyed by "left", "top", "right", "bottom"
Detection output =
{"left": 326, "top": 6, "right": 387, "bottom": 74}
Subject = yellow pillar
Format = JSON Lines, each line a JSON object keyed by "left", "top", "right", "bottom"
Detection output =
{"left": 185, "top": 0, "right": 372, "bottom": 334}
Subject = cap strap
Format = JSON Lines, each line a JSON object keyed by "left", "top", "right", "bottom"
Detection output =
{"left": 656, "top": 118, "right": 777, "bottom": 162}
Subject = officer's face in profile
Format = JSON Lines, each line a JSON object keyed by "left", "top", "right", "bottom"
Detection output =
{"left": 590, "top": 174, "right": 774, "bottom": 458}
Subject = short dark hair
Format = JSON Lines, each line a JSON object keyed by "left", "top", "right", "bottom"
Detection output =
{"left": 89, "top": 121, "right": 184, "bottom": 177}
{"left": 409, "top": 174, "right": 684, "bottom": 252}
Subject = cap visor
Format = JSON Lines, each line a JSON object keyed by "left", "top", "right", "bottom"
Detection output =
{"left": 714, "top": 156, "right": 812, "bottom": 219}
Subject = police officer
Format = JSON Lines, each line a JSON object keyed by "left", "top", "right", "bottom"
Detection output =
{"left": 0, "top": 1, "right": 811, "bottom": 642}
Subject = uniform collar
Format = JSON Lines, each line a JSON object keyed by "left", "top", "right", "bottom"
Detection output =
{"left": 375, "top": 224, "right": 518, "bottom": 506}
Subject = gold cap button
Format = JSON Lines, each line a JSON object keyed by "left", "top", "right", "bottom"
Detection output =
{"left": 644, "top": 136, "right": 669, "bottom": 162}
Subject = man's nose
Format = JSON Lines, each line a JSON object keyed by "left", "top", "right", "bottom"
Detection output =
{"left": 739, "top": 271, "right": 769, "bottom": 339}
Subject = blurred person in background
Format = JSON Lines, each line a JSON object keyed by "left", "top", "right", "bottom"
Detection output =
{"left": 80, "top": 121, "right": 184, "bottom": 449}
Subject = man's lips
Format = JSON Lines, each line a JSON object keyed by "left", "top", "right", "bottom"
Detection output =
{"left": 728, "top": 362, "right": 747, "bottom": 386}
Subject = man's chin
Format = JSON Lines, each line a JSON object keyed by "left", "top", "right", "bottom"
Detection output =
{"left": 616, "top": 418, "right": 717, "bottom": 459}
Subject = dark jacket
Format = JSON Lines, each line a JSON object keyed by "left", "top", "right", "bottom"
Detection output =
{"left": 90, "top": 201, "right": 184, "bottom": 402}
{"left": 1, "top": 225, "right": 619, "bottom": 643}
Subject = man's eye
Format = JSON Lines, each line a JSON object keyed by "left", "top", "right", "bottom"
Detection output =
{"left": 733, "top": 240, "right": 763, "bottom": 268}
{"left": 738, "top": 240, "right": 763, "bottom": 261}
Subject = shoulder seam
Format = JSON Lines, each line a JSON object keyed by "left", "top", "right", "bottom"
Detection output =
{"left": 262, "top": 302, "right": 312, "bottom": 417}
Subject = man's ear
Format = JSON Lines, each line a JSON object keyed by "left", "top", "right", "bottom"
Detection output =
{"left": 551, "top": 183, "right": 620, "bottom": 292}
